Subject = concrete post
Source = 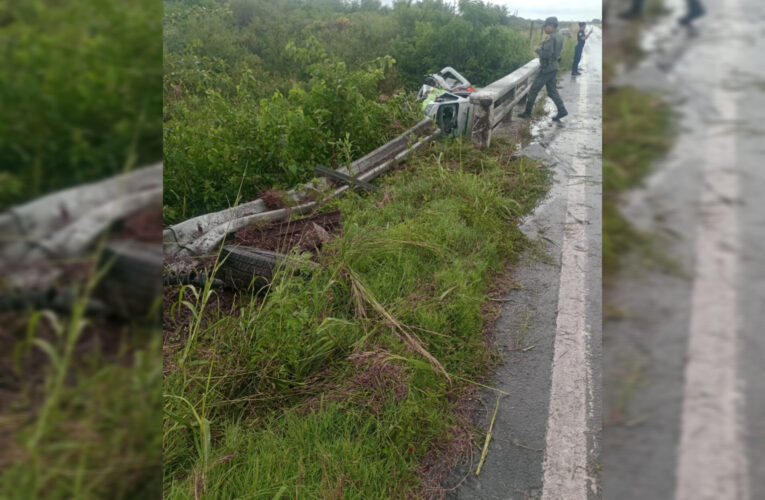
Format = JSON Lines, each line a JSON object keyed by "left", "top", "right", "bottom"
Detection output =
{"left": 470, "top": 95, "right": 495, "bottom": 149}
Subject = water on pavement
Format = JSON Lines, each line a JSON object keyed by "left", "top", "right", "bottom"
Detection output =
{"left": 447, "top": 26, "right": 603, "bottom": 500}
{"left": 604, "top": 0, "right": 765, "bottom": 498}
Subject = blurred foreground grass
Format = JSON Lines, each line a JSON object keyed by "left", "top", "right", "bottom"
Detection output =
{"left": 0, "top": 0, "right": 162, "bottom": 497}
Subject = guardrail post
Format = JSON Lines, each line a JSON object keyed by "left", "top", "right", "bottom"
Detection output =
{"left": 470, "top": 95, "right": 495, "bottom": 149}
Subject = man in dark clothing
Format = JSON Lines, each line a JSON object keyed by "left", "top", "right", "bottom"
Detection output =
{"left": 619, "top": 0, "right": 704, "bottom": 26}
{"left": 572, "top": 22, "right": 592, "bottom": 76}
{"left": 518, "top": 16, "right": 568, "bottom": 121}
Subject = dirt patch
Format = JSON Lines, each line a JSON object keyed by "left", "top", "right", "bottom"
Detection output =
{"left": 411, "top": 385, "right": 478, "bottom": 500}
{"left": 162, "top": 284, "right": 252, "bottom": 374}
{"left": 260, "top": 189, "right": 288, "bottom": 210}
{"left": 302, "top": 348, "right": 409, "bottom": 416}
{"left": 112, "top": 204, "right": 163, "bottom": 244}
{"left": 233, "top": 210, "right": 342, "bottom": 254}
{"left": 346, "top": 350, "right": 408, "bottom": 413}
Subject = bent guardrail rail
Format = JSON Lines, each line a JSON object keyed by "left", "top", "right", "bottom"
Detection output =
{"left": 166, "top": 58, "right": 545, "bottom": 257}
{"left": 0, "top": 164, "right": 163, "bottom": 315}
{"left": 0, "top": 164, "right": 161, "bottom": 263}
{"left": 470, "top": 59, "right": 540, "bottom": 148}
{"left": 164, "top": 118, "right": 437, "bottom": 257}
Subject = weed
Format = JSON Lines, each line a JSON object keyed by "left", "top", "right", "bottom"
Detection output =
{"left": 0, "top": 256, "right": 162, "bottom": 498}
{"left": 603, "top": 87, "right": 674, "bottom": 277}
{"left": 162, "top": 137, "right": 550, "bottom": 497}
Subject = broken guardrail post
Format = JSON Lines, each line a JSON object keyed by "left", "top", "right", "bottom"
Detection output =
{"left": 469, "top": 59, "right": 540, "bottom": 149}
{"left": 470, "top": 94, "right": 496, "bottom": 149}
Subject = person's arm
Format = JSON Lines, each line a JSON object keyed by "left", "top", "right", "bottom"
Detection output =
{"left": 536, "top": 37, "right": 554, "bottom": 59}
{"left": 585, "top": 29, "right": 593, "bottom": 39}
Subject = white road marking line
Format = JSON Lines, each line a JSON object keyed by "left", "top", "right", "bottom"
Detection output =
{"left": 541, "top": 58, "right": 595, "bottom": 500}
{"left": 675, "top": 1, "right": 749, "bottom": 496}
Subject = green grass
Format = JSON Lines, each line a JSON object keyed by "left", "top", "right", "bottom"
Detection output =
{"left": 162, "top": 138, "right": 550, "bottom": 498}
{"left": 603, "top": 86, "right": 674, "bottom": 276}
{"left": 0, "top": 263, "right": 162, "bottom": 499}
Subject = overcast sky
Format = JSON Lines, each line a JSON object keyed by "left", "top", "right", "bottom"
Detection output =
{"left": 488, "top": 0, "right": 601, "bottom": 21}
{"left": 380, "top": 1, "right": 602, "bottom": 22}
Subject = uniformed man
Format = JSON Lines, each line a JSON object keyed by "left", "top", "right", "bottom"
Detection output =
{"left": 572, "top": 22, "right": 592, "bottom": 76}
{"left": 518, "top": 16, "right": 568, "bottom": 121}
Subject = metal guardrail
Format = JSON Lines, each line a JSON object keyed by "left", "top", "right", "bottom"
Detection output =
{"left": 165, "top": 59, "right": 544, "bottom": 257}
{"left": 469, "top": 59, "right": 540, "bottom": 148}
{"left": 164, "top": 118, "right": 438, "bottom": 257}
{"left": 0, "top": 165, "right": 163, "bottom": 315}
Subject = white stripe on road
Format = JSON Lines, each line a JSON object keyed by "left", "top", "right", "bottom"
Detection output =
{"left": 540, "top": 62, "right": 595, "bottom": 500}
{"left": 675, "top": 1, "right": 749, "bottom": 496}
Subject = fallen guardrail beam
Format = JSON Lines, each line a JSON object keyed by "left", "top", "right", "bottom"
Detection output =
{"left": 470, "top": 59, "right": 540, "bottom": 148}
{"left": 0, "top": 165, "right": 163, "bottom": 316}
{"left": 166, "top": 119, "right": 437, "bottom": 257}
{"left": 315, "top": 164, "right": 379, "bottom": 192}
{"left": 0, "top": 163, "right": 162, "bottom": 260}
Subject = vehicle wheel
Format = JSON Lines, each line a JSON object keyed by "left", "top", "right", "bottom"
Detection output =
{"left": 97, "top": 241, "right": 162, "bottom": 319}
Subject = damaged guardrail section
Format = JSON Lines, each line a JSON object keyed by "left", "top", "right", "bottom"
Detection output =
{"left": 165, "top": 59, "right": 542, "bottom": 260}
{"left": 0, "top": 164, "right": 162, "bottom": 316}
{"left": 164, "top": 118, "right": 438, "bottom": 257}
{"left": 470, "top": 59, "right": 540, "bottom": 148}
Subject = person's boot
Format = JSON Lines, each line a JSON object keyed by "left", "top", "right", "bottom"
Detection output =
{"left": 552, "top": 108, "right": 568, "bottom": 121}
{"left": 518, "top": 107, "right": 532, "bottom": 118}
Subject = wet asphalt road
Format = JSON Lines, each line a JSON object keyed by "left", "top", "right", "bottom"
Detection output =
{"left": 604, "top": 0, "right": 765, "bottom": 498}
{"left": 448, "top": 27, "right": 603, "bottom": 500}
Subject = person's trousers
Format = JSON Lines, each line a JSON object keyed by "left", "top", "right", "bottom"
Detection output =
{"left": 572, "top": 46, "right": 583, "bottom": 73}
{"left": 523, "top": 69, "right": 565, "bottom": 114}
{"left": 628, "top": 0, "right": 645, "bottom": 14}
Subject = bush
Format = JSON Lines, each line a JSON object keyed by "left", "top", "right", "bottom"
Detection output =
{"left": 162, "top": 0, "right": 542, "bottom": 224}
{"left": 0, "top": 0, "right": 162, "bottom": 210}
{"left": 163, "top": 38, "right": 421, "bottom": 224}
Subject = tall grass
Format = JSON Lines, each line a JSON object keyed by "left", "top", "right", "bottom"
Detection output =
{"left": 162, "top": 137, "right": 550, "bottom": 497}
{"left": 0, "top": 254, "right": 162, "bottom": 499}
{"left": 603, "top": 88, "right": 674, "bottom": 275}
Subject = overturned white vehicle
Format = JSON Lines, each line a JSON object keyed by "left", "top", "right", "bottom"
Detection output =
{"left": 418, "top": 67, "right": 478, "bottom": 138}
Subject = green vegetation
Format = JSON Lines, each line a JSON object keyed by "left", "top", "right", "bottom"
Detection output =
{"left": 163, "top": 138, "right": 550, "bottom": 497}
{"left": 163, "top": 0, "right": 560, "bottom": 224}
{"left": 0, "top": 0, "right": 163, "bottom": 497}
{"left": 0, "top": 0, "right": 162, "bottom": 210}
{"left": 0, "top": 271, "right": 162, "bottom": 498}
{"left": 603, "top": 88, "right": 673, "bottom": 276}
{"left": 602, "top": 1, "right": 675, "bottom": 278}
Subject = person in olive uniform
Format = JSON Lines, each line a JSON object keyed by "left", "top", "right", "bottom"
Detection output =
{"left": 572, "top": 22, "right": 592, "bottom": 76}
{"left": 519, "top": 17, "right": 568, "bottom": 121}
